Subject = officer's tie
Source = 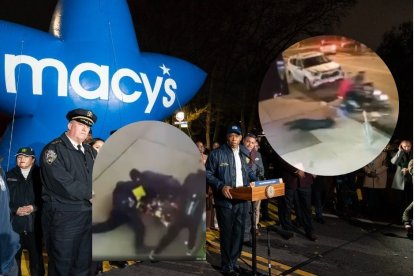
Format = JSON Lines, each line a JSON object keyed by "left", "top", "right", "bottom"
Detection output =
{"left": 77, "top": 144, "right": 84, "bottom": 154}
{"left": 77, "top": 144, "right": 90, "bottom": 173}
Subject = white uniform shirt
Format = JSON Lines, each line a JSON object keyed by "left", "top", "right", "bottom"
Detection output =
{"left": 66, "top": 134, "right": 84, "bottom": 153}
{"left": 232, "top": 146, "right": 243, "bottom": 187}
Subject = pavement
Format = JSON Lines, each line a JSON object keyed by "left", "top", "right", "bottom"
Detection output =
{"left": 21, "top": 200, "right": 413, "bottom": 276}
{"left": 259, "top": 96, "right": 391, "bottom": 176}
{"left": 90, "top": 203, "right": 413, "bottom": 276}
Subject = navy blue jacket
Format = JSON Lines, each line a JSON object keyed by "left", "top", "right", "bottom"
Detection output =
{"left": 112, "top": 170, "right": 182, "bottom": 211}
{"left": 206, "top": 143, "right": 256, "bottom": 209}
{"left": 0, "top": 164, "right": 20, "bottom": 274}
{"left": 40, "top": 133, "right": 96, "bottom": 211}
{"left": 7, "top": 165, "right": 42, "bottom": 233}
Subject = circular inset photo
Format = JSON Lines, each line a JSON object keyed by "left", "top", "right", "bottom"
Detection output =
{"left": 259, "top": 36, "right": 399, "bottom": 176}
{"left": 92, "top": 121, "right": 205, "bottom": 261}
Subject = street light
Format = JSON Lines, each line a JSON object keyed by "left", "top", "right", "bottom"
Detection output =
{"left": 174, "top": 111, "right": 188, "bottom": 128}
{"left": 175, "top": 111, "right": 185, "bottom": 122}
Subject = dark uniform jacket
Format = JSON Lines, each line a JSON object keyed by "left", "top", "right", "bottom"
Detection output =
{"left": 139, "top": 171, "right": 181, "bottom": 200}
{"left": 40, "top": 133, "right": 96, "bottom": 211}
{"left": 112, "top": 171, "right": 181, "bottom": 211}
{"left": 179, "top": 169, "right": 205, "bottom": 220}
{"left": 206, "top": 143, "right": 256, "bottom": 209}
{"left": 277, "top": 155, "right": 313, "bottom": 189}
{"left": 7, "top": 165, "right": 42, "bottom": 233}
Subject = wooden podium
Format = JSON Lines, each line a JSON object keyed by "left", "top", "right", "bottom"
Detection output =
{"left": 229, "top": 181, "right": 285, "bottom": 276}
{"left": 229, "top": 183, "right": 285, "bottom": 201}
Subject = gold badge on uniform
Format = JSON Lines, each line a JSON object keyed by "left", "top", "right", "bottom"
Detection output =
{"left": 45, "top": 149, "right": 57, "bottom": 164}
{"left": 87, "top": 111, "right": 93, "bottom": 118}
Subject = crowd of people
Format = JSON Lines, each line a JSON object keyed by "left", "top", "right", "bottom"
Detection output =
{"left": 201, "top": 125, "right": 412, "bottom": 275}
{"left": 0, "top": 107, "right": 412, "bottom": 276}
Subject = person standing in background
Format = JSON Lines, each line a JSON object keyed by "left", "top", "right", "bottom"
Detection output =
{"left": 212, "top": 142, "right": 220, "bottom": 150}
{"left": 89, "top": 138, "right": 104, "bottom": 153}
{"left": 277, "top": 157, "right": 317, "bottom": 241}
{"left": 7, "top": 147, "right": 44, "bottom": 276}
{"left": 242, "top": 133, "right": 264, "bottom": 246}
{"left": 363, "top": 150, "right": 388, "bottom": 219}
{"left": 198, "top": 141, "right": 217, "bottom": 230}
{"left": 391, "top": 140, "right": 413, "bottom": 217}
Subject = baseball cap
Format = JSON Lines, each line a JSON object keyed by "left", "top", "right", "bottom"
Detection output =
{"left": 16, "top": 147, "right": 35, "bottom": 157}
{"left": 226, "top": 125, "right": 242, "bottom": 135}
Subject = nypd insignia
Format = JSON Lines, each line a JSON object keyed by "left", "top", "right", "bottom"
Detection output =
{"left": 45, "top": 149, "right": 57, "bottom": 164}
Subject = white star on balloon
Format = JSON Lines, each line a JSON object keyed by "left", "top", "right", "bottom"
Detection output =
{"left": 159, "top": 64, "right": 171, "bottom": 76}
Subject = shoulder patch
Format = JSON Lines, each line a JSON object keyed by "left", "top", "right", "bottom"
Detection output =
{"left": 51, "top": 139, "right": 63, "bottom": 145}
{"left": 45, "top": 149, "right": 57, "bottom": 165}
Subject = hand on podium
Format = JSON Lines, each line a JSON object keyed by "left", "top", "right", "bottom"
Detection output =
{"left": 222, "top": 186, "right": 233, "bottom": 199}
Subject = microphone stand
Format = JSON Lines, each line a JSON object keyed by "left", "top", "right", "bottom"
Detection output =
{"left": 251, "top": 201, "right": 258, "bottom": 275}
{"left": 267, "top": 226, "right": 272, "bottom": 275}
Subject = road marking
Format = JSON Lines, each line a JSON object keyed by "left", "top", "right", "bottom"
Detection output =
{"left": 207, "top": 233, "right": 316, "bottom": 275}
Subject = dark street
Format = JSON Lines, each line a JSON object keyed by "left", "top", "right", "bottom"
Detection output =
{"left": 95, "top": 204, "right": 412, "bottom": 276}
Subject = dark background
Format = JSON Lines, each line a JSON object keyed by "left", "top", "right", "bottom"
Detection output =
{"left": 0, "top": 0, "right": 412, "bottom": 148}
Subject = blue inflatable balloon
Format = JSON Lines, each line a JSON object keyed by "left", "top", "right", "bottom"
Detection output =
{"left": 0, "top": 0, "right": 206, "bottom": 169}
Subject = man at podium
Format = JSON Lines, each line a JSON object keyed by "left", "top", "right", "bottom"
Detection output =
{"left": 206, "top": 124, "right": 257, "bottom": 276}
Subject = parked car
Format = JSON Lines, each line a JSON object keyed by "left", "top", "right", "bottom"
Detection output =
{"left": 286, "top": 52, "right": 344, "bottom": 90}
{"left": 340, "top": 41, "right": 368, "bottom": 53}
{"left": 320, "top": 41, "right": 337, "bottom": 54}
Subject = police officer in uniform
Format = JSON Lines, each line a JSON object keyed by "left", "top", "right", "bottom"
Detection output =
{"left": 149, "top": 169, "right": 205, "bottom": 260}
{"left": 41, "top": 108, "right": 97, "bottom": 276}
{"left": 92, "top": 169, "right": 181, "bottom": 255}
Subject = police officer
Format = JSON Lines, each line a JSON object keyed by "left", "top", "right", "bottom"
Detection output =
{"left": 92, "top": 169, "right": 181, "bottom": 255}
{"left": 7, "top": 147, "right": 44, "bottom": 276}
{"left": 41, "top": 108, "right": 97, "bottom": 276}
{"left": 149, "top": 169, "right": 205, "bottom": 260}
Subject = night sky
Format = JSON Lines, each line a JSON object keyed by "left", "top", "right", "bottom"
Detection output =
{"left": 0, "top": 0, "right": 412, "bottom": 139}
{"left": 335, "top": 0, "right": 412, "bottom": 49}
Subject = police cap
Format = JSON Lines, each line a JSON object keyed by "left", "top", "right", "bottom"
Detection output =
{"left": 66, "top": 108, "right": 97, "bottom": 127}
